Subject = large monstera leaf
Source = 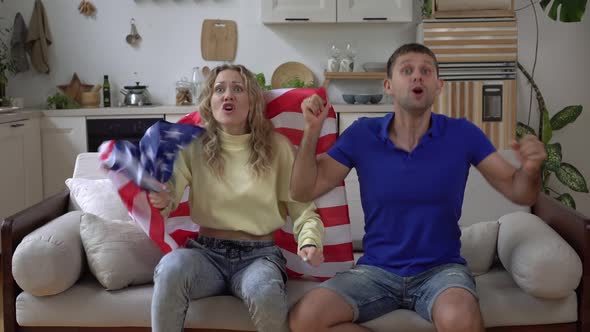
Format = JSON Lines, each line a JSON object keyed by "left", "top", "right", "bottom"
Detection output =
{"left": 540, "top": 0, "right": 587, "bottom": 22}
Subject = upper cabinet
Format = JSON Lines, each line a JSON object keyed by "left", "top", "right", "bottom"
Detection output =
{"left": 261, "top": 0, "right": 412, "bottom": 23}
{"left": 337, "top": 0, "right": 413, "bottom": 23}
{"left": 262, "top": 0, "right": 337, "bottom": 23}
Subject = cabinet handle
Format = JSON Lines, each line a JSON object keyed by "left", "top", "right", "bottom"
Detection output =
{"left": 10, "top": 123, "right": 25, "bottom": 128}
{"left": 363, "top": 17, "right": 387, "bottom": 21}
{"left": 285, "top": 18, "right": 310, "bottom": 21}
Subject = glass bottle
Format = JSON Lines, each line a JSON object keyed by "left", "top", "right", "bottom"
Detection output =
{"left": 191, "top": 67, "right": 204, "bottom": 104}
{"left": 103, "top": 75, "right": 111, "bottom": 107}
{"left": 339, "top": 43, "right": 357, "bottom": 73}
{"left": 327, "top": 44, "right": 341, "bottom": 72}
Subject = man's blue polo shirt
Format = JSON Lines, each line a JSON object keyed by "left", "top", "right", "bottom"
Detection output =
{"left": 328, "top": 112, "right": 496, "bottom": 276}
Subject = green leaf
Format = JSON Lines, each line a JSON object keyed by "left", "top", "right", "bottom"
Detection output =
{"left": 550, "top": 105, "right": 582, "bottom": 130}
{"left": 255, "top": 73, "right": 266, "bottom": 87}
{"left": 540, "top": 0, "right": 587, "bottom": 22}
{"left": 516, "top": 122, "right": 536, "bottom": 139}
{"left": 556, "top": 163, "right": 589, "bottom": 193}
{"left": 556, "top": 193, "right": 576, "bottom": 209}
{"left": 544, "top": 143, "right": 562, "bottom": 172}
{"left": 541, "top": 109, "right": 553, "bottom": 144}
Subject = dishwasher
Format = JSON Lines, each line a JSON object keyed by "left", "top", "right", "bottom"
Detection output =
{"left": 86, "top": 116, "right": 164, "bottom": 152}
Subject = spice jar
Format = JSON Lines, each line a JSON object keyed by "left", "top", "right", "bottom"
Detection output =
{"left": 175, "top": 77, "right": 193, "bottom": 106}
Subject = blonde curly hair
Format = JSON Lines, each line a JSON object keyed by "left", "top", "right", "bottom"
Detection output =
{"left": 197, "top": 64, "right": 274, "bottom": 178}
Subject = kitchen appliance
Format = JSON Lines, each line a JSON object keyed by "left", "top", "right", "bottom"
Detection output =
{"left": 418, "top": 18, "right": 517, "bottom": 149}
{"left": 432, "top": 0, "right": 514, "bottom": 19}
{"left": 86, "top": 116, "right": 163, "bottom": 152}
{"left": 120, "top": 82, "right": 152, "bottom": 106}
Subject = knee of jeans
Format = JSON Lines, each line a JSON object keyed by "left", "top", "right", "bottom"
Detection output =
{"left": 154, "top": 251, "right": 190, "bottom": 283}
{"left": 243, "top": 280, "right": 286, "bottom": 311}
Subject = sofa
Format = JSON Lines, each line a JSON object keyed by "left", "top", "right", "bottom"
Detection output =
{"left": 2, "top": 151, "right": 589, "bottom": 332}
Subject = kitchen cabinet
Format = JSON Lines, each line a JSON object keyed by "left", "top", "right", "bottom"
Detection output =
{"left": 0, "top": 118, "right": 43, "bottom": 217}
{"left": 261, "top": 0, "right": 412, "bottom": 23}
{"left": 262, "top": 0, "right": 336, "bottom": 23}
{"left": 41, "top": 116, "right": 87, "bottom": 197}
{"left": 337, "top": 0, "right": 413, "bottom": 23}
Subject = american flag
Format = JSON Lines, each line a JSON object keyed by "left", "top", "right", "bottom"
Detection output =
{"left": 99, "top": 88, "right": 354, "bottom": 280}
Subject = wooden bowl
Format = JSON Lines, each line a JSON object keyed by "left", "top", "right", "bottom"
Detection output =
{"left": 271, "top": 62, "right": 315, "bottom": 89}
{"left": 80, "top": 92, "right": 100, "bottom": 108}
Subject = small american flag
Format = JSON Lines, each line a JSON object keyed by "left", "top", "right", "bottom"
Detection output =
{"left": 99, "top": 88, "right": 354, "bottom": 280}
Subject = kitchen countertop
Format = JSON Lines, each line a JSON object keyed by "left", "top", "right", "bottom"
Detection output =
{"left": 40, "top": 105, "right": 198, "bottom": 117}
{"left": 0, "top": 109, "right": 43, "bottom": 124}
{"left": 332, "top": 104, "right": 392, "bottom": 113}
{"left": 0, "top": 104, "right": 391, "bottom": 121}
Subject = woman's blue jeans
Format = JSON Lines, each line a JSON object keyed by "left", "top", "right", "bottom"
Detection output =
{"left": 151, "top": 235, "right": 289, "bottom": 332}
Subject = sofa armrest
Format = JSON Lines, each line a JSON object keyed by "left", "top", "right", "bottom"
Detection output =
{"left": 532, "top": 193, "right": 590, "bottom": 331}
{"left": 1, "top": 189, "right": 70, "bottom": 332}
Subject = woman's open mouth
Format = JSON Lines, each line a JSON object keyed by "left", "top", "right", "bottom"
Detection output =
{"left": 222, "top": 103, "right": 235, "bottom": 114}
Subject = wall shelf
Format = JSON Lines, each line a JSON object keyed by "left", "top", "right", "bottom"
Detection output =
{"left": 323, "top": 71, "right": 387, "bottom": 88}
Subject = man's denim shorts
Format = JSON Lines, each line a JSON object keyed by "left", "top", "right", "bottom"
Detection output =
{"left": 319, "top": 263, "right": 477, "bottom": 323}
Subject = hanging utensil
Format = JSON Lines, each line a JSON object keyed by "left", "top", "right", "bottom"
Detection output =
{"left": 202, "top": 66, "right": 211, "bottom": 78}
{"left": 78, "top": 0, "right": 96, "bottom": 17}
{"left": 126, "top": 18, "right": 142, "bottom": 46}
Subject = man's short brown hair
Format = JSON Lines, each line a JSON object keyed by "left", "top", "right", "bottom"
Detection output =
{"left": 386, "top": 43, "right": 439, "bottom": 78}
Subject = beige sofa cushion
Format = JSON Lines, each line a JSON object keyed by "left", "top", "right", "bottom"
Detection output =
{"left": 460, "top": 220, "right": 499, "bottom": 276}
{"left": 498, "top": 211, "right": 582, "bottom": 299}
{"left": 65, "top": 178, "right": 131, "bottom": 221}
{"left": 15, "top": 270, "right": 577, "bottom": 330}
{"left": 80, "top": 213, "right": 163, "bottom": 290}
{"left": 12, "top": 211, "right": 85, "bottom": 296}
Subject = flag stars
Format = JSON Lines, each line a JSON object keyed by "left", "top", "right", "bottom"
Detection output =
{"left": 164, "top": 129, "right": 183, "bottom": 140}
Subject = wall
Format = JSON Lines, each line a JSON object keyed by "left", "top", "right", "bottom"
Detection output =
{"left": 516, "top": 2, "right": 590, "bottom": 216}
{"left": 1, "top": 0, "right": 417, "bottom": 107}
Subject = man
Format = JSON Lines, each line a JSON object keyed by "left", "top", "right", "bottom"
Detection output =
{"left": 288, "top": 43, "right": 547, "bottom": 332}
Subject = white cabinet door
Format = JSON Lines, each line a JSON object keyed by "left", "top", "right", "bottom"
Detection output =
{"left": 0, "top": 119, "right": 42, "bottom": 217}
{"left": 262, "top": 0, "right": 337, "bottom": 23}
{"left": 338, "top": 112, "right": 386, "bottom": 236}
{"left": 41, "top": 117, "right": 87, "bottom": 197}
{"left": 337, "top": 0, "right": 413, "bottom": 23}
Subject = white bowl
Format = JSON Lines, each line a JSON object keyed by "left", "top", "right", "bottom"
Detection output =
{"left": 362, "top": 62, "right": 387, "bottom": 72}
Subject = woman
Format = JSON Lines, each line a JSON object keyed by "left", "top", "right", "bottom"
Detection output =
{"left": 149, "top": 64, "right": 324, "bottom": 332}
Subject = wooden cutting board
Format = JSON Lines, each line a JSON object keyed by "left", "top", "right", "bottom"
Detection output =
{"left": 201, "top": 19, "right": 237, "bottom": 61}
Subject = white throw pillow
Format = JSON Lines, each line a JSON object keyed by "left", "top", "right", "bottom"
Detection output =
{"left": 65, "top": 178, "right": 131, "bottom": 221}
{"left": 13, "top": 211, "right": 85, "bottom": 296}
{"left": 460, "top": 220, "right": 499, "bottom": 276}
{"left": 80, "top": 213, "right": 164, "bottom": 290}
{"left": 498, "top": 211, "right": 582, "bottom": 299}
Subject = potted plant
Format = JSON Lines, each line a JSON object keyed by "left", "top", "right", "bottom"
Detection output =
{"left": 47, "top": 92, "right": 78, "bottom": 110}
{"left": 0, "top": 17, "right": 17, "bottom": 106}
{"left": 516, "top": 0, "right": 588, "bottom": 209}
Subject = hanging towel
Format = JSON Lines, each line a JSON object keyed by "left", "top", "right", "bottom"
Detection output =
{"left": 10, "top": 13, "right": 29, "bottom": 73}
{"left": 26, "top": 0, "right": 52, "bottom": 74}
